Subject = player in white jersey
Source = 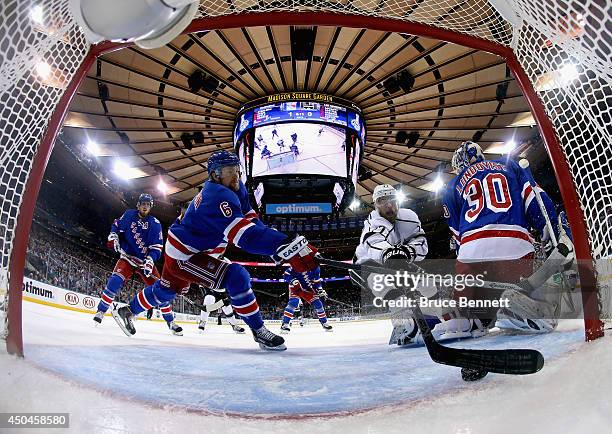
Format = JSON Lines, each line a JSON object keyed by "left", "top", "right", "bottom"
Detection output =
{"left": 354, "top": 184, "right": 436, "bottom": 346}
{"left": 197, "top": 285, "right": 246, "bottom": 334}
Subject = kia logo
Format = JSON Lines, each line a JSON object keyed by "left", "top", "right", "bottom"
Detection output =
{"left": 65, "top": 292, "right": 79, "bottom": 305}
{"left": 83, "top": 297, "right": 95, "bottom": 309}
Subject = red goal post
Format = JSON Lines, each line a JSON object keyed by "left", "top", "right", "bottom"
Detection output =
{"left": 1, "top": 1, "right": 609, "bottom": 356}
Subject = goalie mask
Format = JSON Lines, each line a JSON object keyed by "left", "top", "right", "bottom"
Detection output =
{"left": 451, "top": 141, "right": 484, "bottom": 173}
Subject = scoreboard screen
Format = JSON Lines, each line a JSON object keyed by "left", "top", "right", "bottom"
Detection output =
{"left": 234, "top": 95, "right": 364, "bottom": 215}
{"left": 235, "top": 99, "right": 364, "bottom": 144}
{"left": 252, "top": 101, "right": 348, "bottom": 127}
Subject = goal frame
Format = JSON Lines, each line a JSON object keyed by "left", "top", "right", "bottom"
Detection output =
{"left": 6, "top": 12, "right": 603, "bottom": 356}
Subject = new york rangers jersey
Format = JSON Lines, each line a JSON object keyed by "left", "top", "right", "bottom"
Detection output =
{"left": 283, "top": 267, "right": 322, "bottom": 292}
{"left": 110, "top": 209, "right": 163, "bottom": 265}
{"left": 443, "top": 159, "right": 558, "bottom": 262}
{"left": 166, "top": 180, "right": 287, "bottom": 260}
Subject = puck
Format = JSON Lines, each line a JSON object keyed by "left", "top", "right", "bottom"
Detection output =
{"left": 461, "top": 367, "right": 489, "bottom": 382}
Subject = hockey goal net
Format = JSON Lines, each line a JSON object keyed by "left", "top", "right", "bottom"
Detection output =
{"left": 1, "top": 0, "right": 610, "bottom": 355}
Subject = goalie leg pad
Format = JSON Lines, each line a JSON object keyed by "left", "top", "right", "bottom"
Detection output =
{"left": 500, "top": 289, "right": 559, "bottom": 332}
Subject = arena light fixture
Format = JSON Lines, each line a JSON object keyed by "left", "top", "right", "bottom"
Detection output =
{"left": 157, "top": 180, "right": 169, "bottom": 195}
{"left": 35, "top": 61, "right": 51, "bottom": 79}
{"left": 431, "top": 177, "right": 444, "bottom": 192}
{"left": 113, "top": 160, "right": 130, "bottom": 178}
{"left": 349, "top": 199, "right": 360, "bottom": 211}
{"left": 30, "top": 4, "right": 44, "bottom": 26}
{"left": 503, "top": 140, "right": 517, "bottom": 154}
{"left": 535, "top": 63, "right": 580, "bottom": 91}
{"left": 86, "top": 140, "right": 101, "bottom": 157}
{"left": 112, "top": 160, "right": 147, "bottom": 180}
{"left": 559, "top": 63, "right": 580, "bottom": 85}
{"left": 396, "top": 189, "right": 406, "bottom": 203}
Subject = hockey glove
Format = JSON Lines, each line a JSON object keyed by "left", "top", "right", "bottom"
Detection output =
{"left": 381, "top": 244, "right": 416, "bottom": 268}
{"left": 107, "top": 232, "right": 120, "bottom": 253}
{"left": 273, "top": 235, "right": 319, "bottom": 272}
{"left": 142, "top": 256, "right": 154, "bottom": 278}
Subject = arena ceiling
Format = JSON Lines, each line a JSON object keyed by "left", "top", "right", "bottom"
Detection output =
{"left": 62, "top": 24, "right": 537, "bottom": 208}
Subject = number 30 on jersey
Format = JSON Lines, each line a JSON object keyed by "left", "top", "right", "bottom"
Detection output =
{"left": 462, "top": 173, "right": 512, "bottom": 223}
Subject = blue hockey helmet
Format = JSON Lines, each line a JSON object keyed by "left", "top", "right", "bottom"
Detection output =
{"left": 207, "top": 150, "right": 240, "bottom": 178}
{"left": 451, "top": 141, "right": 484, "bottom": 172}
{"left": 137, "top": 193, "right": 154, "bottom": 207}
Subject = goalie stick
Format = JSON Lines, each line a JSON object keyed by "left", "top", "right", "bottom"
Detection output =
{"left": 318, "top": 257, "right": 544, "bottom": 375}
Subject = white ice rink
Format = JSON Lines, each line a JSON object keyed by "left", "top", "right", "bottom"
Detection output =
{"left": 1, "top": 300, "right": 611, "bottom": 433}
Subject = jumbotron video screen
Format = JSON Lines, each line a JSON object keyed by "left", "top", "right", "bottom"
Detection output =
{"left": 252, "top": 123, "right": 347, "bottom": 177}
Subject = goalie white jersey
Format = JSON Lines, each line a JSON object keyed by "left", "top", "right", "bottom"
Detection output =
{"left": 355, "top": 208, "right": 428, "bottom": 264}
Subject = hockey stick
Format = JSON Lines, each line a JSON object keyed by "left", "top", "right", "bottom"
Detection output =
{"left": 324, "top": 296, "right": 353, "bottom": 308}
{"left": 519, "top": 159, "right": 558, "bottom": 248}
{"left": 320, "top": 257, "right": 527, "bottom": 293}
{"left": 318, "top": 257, "right": 544, "bottom": 375}
{"left": 321, "top": 256, "right": 566, "bottom": 301}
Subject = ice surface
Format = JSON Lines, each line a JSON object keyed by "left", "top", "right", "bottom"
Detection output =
{"left": 1, "top": 301, "right": 611, "bottom": 433}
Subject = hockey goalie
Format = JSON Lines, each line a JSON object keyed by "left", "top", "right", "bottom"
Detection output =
{"left": 443, "top": 141, "right": 575, "bottom": 336}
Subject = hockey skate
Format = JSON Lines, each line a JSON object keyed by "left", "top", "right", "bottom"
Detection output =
{"left": 321, "top": 323, "right": 333, "bottom": 332}
{"left": 112, "top": 306, "right": 136, "bottom": 336}
{"left": 93, "top": 311, "right": 104, "bottom": 325}
{"left": 231, "top": 324, "right": 246, "bottom": 334}
{"left": 168, "top": 321, "right": 183, "bottom": 336}
{"left": 252, "top": 326, "right": 286, "bottom": 351}
{"left": 280, "top": 323, "right": 291, "bottom": 334}
{"left": 198, "top": 320, "right": 206, "bottom": 332}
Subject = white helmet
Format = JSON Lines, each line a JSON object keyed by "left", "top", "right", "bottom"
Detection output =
{"left": 373, "top": 184, "right": 397, "bottom": 202}
{"left": 451, "top": 141, "right": 484, "bottom": 172}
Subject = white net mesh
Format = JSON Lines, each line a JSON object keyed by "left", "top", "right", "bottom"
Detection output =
{"left": 0, "top": 0, "right": 610, "bottom": 345}
{"left": 0, "top": 1, "right": 90, "bottom": 339}
{"left": 508, "top": 0, "right": 612, "bottom": 319}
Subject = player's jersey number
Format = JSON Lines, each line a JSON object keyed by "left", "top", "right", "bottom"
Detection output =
{"left": 462, "top": 173, "right": 512, "bottom": 222}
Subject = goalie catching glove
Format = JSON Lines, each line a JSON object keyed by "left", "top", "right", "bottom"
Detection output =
{"left": 142, "top": 256, "right": 154, "bottom": 278}
{"left": 273, "top": 235, "right": 319, "bottom": 272}
{"left": 107, "top": 232, "right": 120, "bottom": 253}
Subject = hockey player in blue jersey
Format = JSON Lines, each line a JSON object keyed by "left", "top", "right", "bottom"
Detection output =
{"left": 112, "top": 150, "right": 320, "bottom": 350}
{"left": 442, "top": 141, "right": 574, "bottom": 335}
{"left": 260, "top": 144, "right": 271, "bottom": 159}
{"left": 280, "top": 266, "right": 332, "bottom": 333}
{"left": 94, "top": 194, "right": 183, "bottom": 335}
{"left": 290, "top": 142, "right": 300, "bottom": 156}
